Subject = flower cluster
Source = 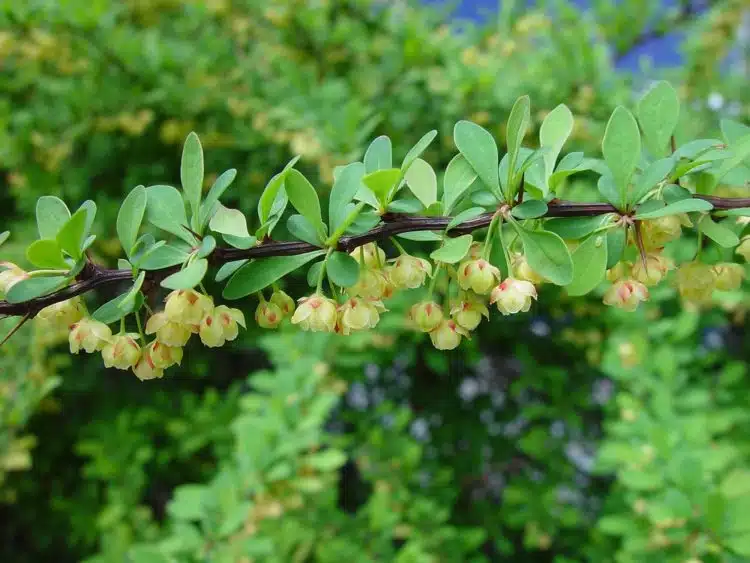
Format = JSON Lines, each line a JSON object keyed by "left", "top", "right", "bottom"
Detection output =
{"left": 47, "top": 289, "right": 245, "bottom": 381}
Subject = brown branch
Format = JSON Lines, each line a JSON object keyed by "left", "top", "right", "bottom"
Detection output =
{"left": 1, "top": 196, "right": 748, "bottom": 318}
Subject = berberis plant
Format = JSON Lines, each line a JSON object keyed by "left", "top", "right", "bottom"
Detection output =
{"left": 1, "top": 81, "right": 749, "bottom": 379}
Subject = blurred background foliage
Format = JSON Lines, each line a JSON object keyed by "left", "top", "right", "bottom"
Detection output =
{"left": 1, "top": 0, "right": 749, "bottom": 561}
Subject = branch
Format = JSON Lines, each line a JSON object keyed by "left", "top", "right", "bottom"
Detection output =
{"left": 1, "top": 195, "right": 748, "bottom": 318}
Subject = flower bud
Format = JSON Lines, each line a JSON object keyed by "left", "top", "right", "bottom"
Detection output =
{"left": 387, "top": 255, "right": 432, "bottom": 289}
{"left": 337, "top": 298, "right": 385, "bottom": 335}
{"left": 736, "top": 235, "right": 750, "bottom": 262}
{"left": 36, "top": 297, "right": 85, "bottom": 330}
{"left": 164, "top": 289, "right": 214, "bottom": 326}
{"left": 490, "top": 278, "right": 537, "bottom": 315}
{"left": 145, "top": 312, "right": 192, "bottom": 347}
{"left": 69, "top": 318, "right": 112, "bottom": 354}
{"left": 256, "top": 301, "right": 283, "bottom": 329}
{"left": 642, "top": 215, "right": 682, "bottom": 249}
{"left": 350, "top": 242, "right": 386, "bottom": 269}
{"left": 450, "top": 298, "right": 489, "bottom": 331}
{"left": 606, "top": 261, "right": 630, "bottom": 283}
{"left": 269, "top": 290, "right": 295, "bottom": 317}
{"left": 511, "top": 253, "right": 544, "bottom": 285}
{"left": 132, "top": 350, "right": 164, "bottom": 381}
{"left": 199, "top": 311, "right": 225, "bottom": 347}
{"left": 0, "top": 262, "right": 28, "bottom": 294}
{"left": 101, "top": 333, "right": 141, "bottom": 370}
{"left": 429, "top": 320, "right": 469, "bottom": 350}
{"left": 409, "top": 301, "right": 443, "bottom": 332}
{"left": 631, "top": 253, "right": 673, "bottom": 287}
{"left": 147, "top": 340, "right": 183, "bottom": 369}
{"left": 457, "top": 259, "right": 501, "bottom": 294}
{"left": 676, "top": 262, "right": 716, "bottom": 304}
{"left": 603, "top": 280, "right": 649, "bottom": 312}
{"left": 214, "top": 305, "right": 245, "bottom": 341}
{"left": 351, "top": 268, "right": 390, "bottom": 300}
{"left": 291, "top": 294, "right": 338, "bottom": 332}
{"left": 712, "top": 263, "right": 745, "bottom": 291}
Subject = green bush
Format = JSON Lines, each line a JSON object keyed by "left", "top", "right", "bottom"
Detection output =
{"left": 1, "top": 1, "right": 749, "bottom": 562}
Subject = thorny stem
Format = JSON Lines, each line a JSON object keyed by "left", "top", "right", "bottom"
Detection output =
{"left": 1, "top": 196, "right": 749, "bottom": 318}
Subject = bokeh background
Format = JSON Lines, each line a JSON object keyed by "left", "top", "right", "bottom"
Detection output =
{"left": 1, "top": 0, "right": 750, "bottom": 561}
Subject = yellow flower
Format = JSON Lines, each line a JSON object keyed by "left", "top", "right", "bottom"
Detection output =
{"left": 36, "top": 297, "right": 85, "bottom": 330}
{"left": 164, "top": 289, "right": 214, "bottom": 326}
{"left": 450, "top": 298, "right": 490, "bottom": 331}
{"left": 712, "top": 263, "right": 745, "bottom": 291}
{"left": 291, "top": 294, "right": 338, "bottom": 333}
{"left": 631, "top": 253, "right": 673, "bottom": 286}
{"left": 199, "top": 311, "right": 225, "bottom": 347}
{"left": 256, "top": 301, "right": 283, "bottom": 329}
{"left": 511, "top": 253, "right": 544, "bottom": 285}
{"left": 101, "top": 333, "right": 141, "bottom": 370}
{"left": 641, "top": 215, "right": 682, "bottom": 249}
{"left": 387, "top": 255, "right": 432, "bottom": 289}
{"left": 269, "top": 290, "right": 295, "bottom": 317}
{"left": 602, "top": 280, "right": 649, "bottom": 312}
{"left": 676, "top": 262, "right": 716, "bottom": 304}
{"left": 350, "top": 242, "right": 386, "bottom": 269}
{"left": 457, "top": 259, "right": 501, "bottom": 294}
{"left": 69, "top": 318, "right": 112, "bottom": 354}
{"left": 337, "top": 298, "right": 385, "bottom": 335}
{"left": 351, "top": 268, "right": 390, "bottom": 300}
{"left": 606, "top": 261, "right": 630, "bottom": 283}
{"left": 429, "top": 320, "right": 469, "bottom": 350}
{"left": 147, "top": 340, "right": 183, "bottom": 369}
{"left": 132, "top": 348, "right": 164, "bottom": 381}
{"left": 214, "top": 305, "right": 245, "bottom": 341}
{"left": 736, "top": 235, "right": 750, "bottom": 262}
{"left": 409, "top": 301, "right": 444, "bottom": 332}
{"left": 145, "top": 311, "right": 192, "bottom": 347}
{"left": 490, "top": 278, "right": 537, "bottom": 315}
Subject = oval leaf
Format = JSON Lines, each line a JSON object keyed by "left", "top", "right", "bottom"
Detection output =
{"left": 699, "top": 215, "right": 740, "bottom": 248}
{"left": 447, "top": 207, "right": 486, "bottom": 230}
{"left": 517, "top": 228, "right": 573, "bottom": 286}
{"left": 443, "top": 154, "right": 479, "bottom": 213}
{"left": 223, "top": 251, "right": 326, "bottom": 299}
{"left": 209, "top": 204, "right": 250, "bottom": 238}
{"left": 56, "top": 206, "right": 89, "bottom": 259}
{"left": 5, "top": 276, "right": 67, "bottom": 303}
{"left": 364, "top": 136, "right": 392, "bottom": 173}
{"left": 92, "top": 291, "right": 144, "bottom": 324}
{"left": 511, "top": 200, "right": 548, "bottom": 219}
{"left": 329, "top": 162, "right": 365, "bottom": 230}
{"left": 634, "top": 198, "right": 713, "bottom": 219}
{"left": 430, "top": 234, "right": 473, "bottom": 264}
{"left": 26, "top": 239, "right": 69, "bottom": 270}
{"left": 200, "top": 168, "right": 238, "bottom": 227}
{"left": 258, "top": 156, "right": 299, "bottom": 224}
{"left": 181, "top": 132, "right": 204, "bottom": 219}
{"left": 161, "top": 258, "right": 208, "bottom": 290}
{"left": 567, "top": 233, "right": 608, "bottom": 296}
{"left": 606, "top": 227, "right": 626, "bottom": 269}
{"left": 285, "top": 169, "right": 324, "bottom": 234}
{"left": 454, "top": 120, "right": 499, "bottom": 196}
{"left": 138, "top": 244, "right": 190, "bottom": 270}
{"left": 401, "top": 130, "right": 438, "bottom": 172}
{"left": 404, "top": 158, "right": 437, "bottom": 208}
{"left": 146, "top": 185, "right": 194, "bottom": 244}
{"left": 636, "top": 81, "right": 680, "bottom": 156}
{"left": 540, "top": 104, "right": 574, "bottom": 180}
{"left": 117, "top": 185, "right": 147, "bottom": 257}
{"left": 327, "top": 252, "right": 360, "bottom": 287}
{"left": 602, "top": 106, "right": 641, "bottom": 205}
{"left": 287, "top": 214, "right": 323, "bottom": 246}
{"left": 362, "top": 168, "right": 401, "bottom": 206}
{"left": 36, "top": 196, "right": 71, "bottom": 239}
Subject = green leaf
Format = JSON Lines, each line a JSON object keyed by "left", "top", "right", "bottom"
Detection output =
{"left": 26, "top": 239, "right": 69, "bottom": 269}
{"left": 181, "top": 132, "right": 204, "bottom": 221}
{"left": 506, "top": 95, "right": 531, "bottom": 189}
{"left": 716, "top": 134, "right": 750, "bottom": 182}
{"left": 634, "top": 198, "right": 713, "bottom": 219}
{"left": 195, "top": 235, "right": 216, "bottom": 258}
{"left": 0, "top": 231, "right": 9, "bottom": 248}
{"left": 699, "top": 215, "right": 740, "bottom": 248}
{"left": 146, "top": 185, "right": 194, "bottom": 244}
{"left": 545, "top": 216, "right": 612, "bottom": 240}
{"left": 430, "top": 234, "right": 473, "bottom": 264}
{"left": 215, "top": 260, "right": 247, "bottom": 283}
{"left": 447, "top": 207, "right": 486, "bottom": 230}
{"left": 306, "top": 449, "right": 347, "bottom": 471}
{"left": 516, "top": 227, "right": 573, "bottom": 285}
{"left": 663, "top": 184, "right": 692, "bottom": 203}
{"left": 401, "top": 130, "right": 438, "bottom": 172}
{"left": 454, "top": 120, "right": 499, "bottom": 196}
{"left": 566, "top": 233, "right": 608, "bottom": 296}
{"left": 329, "top": 162, "right": 365, "bottom": 230}
{"left": 597, "top": 174, "right": 620, "bottom": 207}
{"left": 362, "top": 168, "right": 401, "bottom": 206}
{"left": 117, "top": 185, "right": 147, "bottom": 257}
{"left": 118, "top": 271, "right": 146, "bottom": 309}
{"left": 404, "top": 158, "right": 437, "bottom": 208}
{"left": 717, "top": 207, "right": 750, "bottom": 217}
{"left": 200, "top": 168, "right": 237, "bottom": 227}
{"left": 606, "top": 227, "right": 626, "bottom": 269}
{"left": 258, "top": 156, "right": 299, "bottom": 224}
{"left": 223, "top": 234, "right": 257, "bottom": 250}
{"left": 137, "top": 244, "right": 189, "bottom": 270}
{"left": 36, "top": 196, "right": 70, "bottom": 239}
{"left": 630, "top": 158, "right": 674, "bottom": 204}
{"left": 721, "top": 119, "right": 750, "bottom": 145}
{"left": 223, "top": 251, "right": 326, "bottom": 299}
{"left": 5, "top": 276, "right": 67, "bottom": 303}
{"left": 327, "top": 252, "right": 359, "bottom": 287}
{"left": 511, "top": 200, "right": 548, "bottom": 220}
{"left": 636, "top": 81, "right": 680, "bottom": 156}
{"left": 364, "top": 135, "right": 392, "bottom": 173}
{"left": 307, "top": 261, "right": 323, "bottom": 287}
{"left": 56, "top": 206, "right": 89, "bottom": 259}
{"left": 540, "top": 104, "right": 574, "bottom": 184}
{"left": 285, "top": 169, "right": 325, "bottom": 234}
{"left": 471, "top": 190, "right": 498, "bottom": 207}
{"left": 397, "top": 231, "right": 443, "bottom": 242}
{"left": 602, "top": 106, "right": 641, "bottom": 205}
{"left": 443, "top": 154, "right": 479, "bottom": 213}
{"left": 92, "top": 291, "right": 143, "bottom": 324}
{"left": 161, "top": 258, "right": 208, "bottom": 290}
{"left": 287, "top": 214, "right": 323, "bottom": 246}
{"left": 209, "top": 204, "right": 250, "bottom": 238}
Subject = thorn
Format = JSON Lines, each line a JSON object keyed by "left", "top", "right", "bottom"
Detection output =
{"left": 182, "top": 225, "right": 202, "bottom": 241}
{"left": 633, "top": 221, "right": 649, "bottom": 272}
{"left": 0, "top": 313, "right": 31, "bottom": 348}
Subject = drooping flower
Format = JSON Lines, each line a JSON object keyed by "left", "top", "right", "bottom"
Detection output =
{"left": 511, "top": 253, "right": 544, "bottom": 285}
{"left": 429, "top": 320, "right": 469, "bottom": 350}
{"left": 351, "top": 268, "right": 391, "bottom": 300}
{"left": 450, "top": 297, "right": 490, "bottom": 331}
{"left": 676, "top": 262, "right": 716, "bottom": 305}
{"left": 164, "top": 289, "right": 213, "bottom": 326}
{"left": 145, "top": 312, "right": 192, "bottom": 347}
{"left": 101, "top": 333, "right": 141, "bottom": 370}
{"left": 147, "top": 340, "right": 183, "bottom": 369}
{"left": 712, "top": 262, "right": 745, "bottom": 291}
{"left": 36, "top": 297, "right": 85, "bottom": 330}
{"left": 631, "top": 253, "right": 673, "bottom": 287}
{"left": 69, "top": 318, "right": 112, "bottom": 354}
{"left": 641, "top": 215, "right": 683, "bottom": 249}
{"left": 256, "top": 300, "right": 283, "bottom": 329}
{"left": 457, "top": 259, "right": 501, "bottom": 295}
{"left": 387, "top": 255, "right": 432, "bottom": 289}
{"left": 409, "top": 301, "right": 444, "bottom": 332}
{"left": 290, "top": 294, "right": 338, "bottom": 332}
{"left": 337, "top": 298, "right": 385, "bottom": 335}
{"left": 602, "top": 280, "right": 649, "bottom": 312}
{"left": 350, "top": 242, "right": 386, "bottom": 269}
{"left": 269, "top": 290, "right": 295, "bottom": 317}
{"left": 490, "top": 278, "right": 537, "bottom": 315}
